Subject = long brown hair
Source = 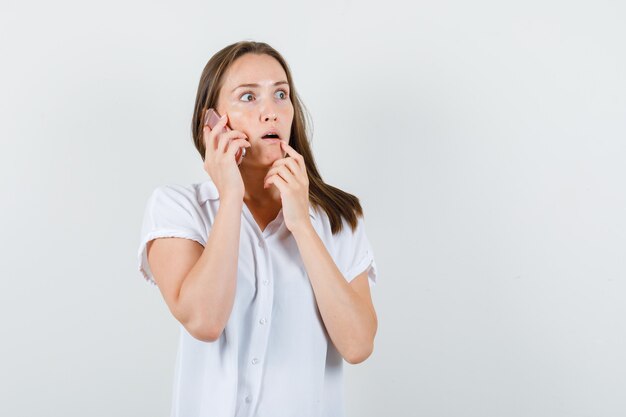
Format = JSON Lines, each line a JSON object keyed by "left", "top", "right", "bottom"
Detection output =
{"left": 191, "top": 41, "right": 363, "bottom": 235}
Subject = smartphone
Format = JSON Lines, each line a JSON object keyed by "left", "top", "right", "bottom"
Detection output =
{"left": 204, "top": 108, "right": 246, "bottom": 165}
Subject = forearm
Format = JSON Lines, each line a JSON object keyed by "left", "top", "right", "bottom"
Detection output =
{"left": 292, "top": 223, "right": 377, "bottom": 363}
{"left": 178, "top": 196, "right": 243, "bottom": 339}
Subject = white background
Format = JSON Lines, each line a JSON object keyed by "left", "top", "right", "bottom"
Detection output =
{"left": 1, "top": 0, "right": 625, "bottom": 416}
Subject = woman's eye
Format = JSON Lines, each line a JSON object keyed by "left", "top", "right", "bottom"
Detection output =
{"left": 240, "top": 93, "right": 254, "bottom": 102}
{"left": 240, "top": 90, "right": 288, "bottom": 102}
{"left": 275, "top": 90, "right": 288, "bottom": 99}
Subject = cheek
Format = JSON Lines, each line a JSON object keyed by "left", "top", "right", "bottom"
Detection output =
{"left": 287, "top": 108, "right": 295, "bottom": 126}
{"left": 224, "top": 106, "right": 252, "bottom": 129}
{"left": 282, "top": 103, "right": 294, "bottom": 119}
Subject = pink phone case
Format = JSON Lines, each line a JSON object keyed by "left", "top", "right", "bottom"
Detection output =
{"left": 205, "top": 108, "right": 246, "bottom": 165}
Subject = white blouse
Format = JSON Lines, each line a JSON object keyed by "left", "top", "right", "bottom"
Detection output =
{"left": 137, "top": 180, "right": 378, "bottom": 417}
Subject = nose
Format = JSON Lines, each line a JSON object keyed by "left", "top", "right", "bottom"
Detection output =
{"left": 263, "top": 111, "right": 277, "bottom": 122}
{"left": 260, "top": 100, "right": 279, "bottom": 123}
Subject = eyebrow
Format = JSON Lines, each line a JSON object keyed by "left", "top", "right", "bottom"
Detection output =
{"left": 231, "top": 81, "right": 289, "bottom": 92}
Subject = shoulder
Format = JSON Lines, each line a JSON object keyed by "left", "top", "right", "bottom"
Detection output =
{"left": 309, "top": 205, "right": 368, "bottom": 249}
{"left": 137, "top": 181, "right": 216, "bottom": 286}
{"left": 337, "top": 214, "right": 377, "bottom": 285}
{"left": 335, "top": 213, "right": 369, "bottom": 244}
{"left": 146, "top": 180, "right": 219, "bottom": 209}
{"left": 313, "top": 209, "right": 377, "bottom": 286}
{"left": 141, "top": 180, "right": 220, "bottom": 234}
{"left": 312, "top": 205, "right": 367, "bottom": 238}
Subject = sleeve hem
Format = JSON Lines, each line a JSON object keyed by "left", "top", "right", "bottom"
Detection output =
{"left": 137, "top": 230, "right": 206, "bottom": 287}
{"left": 344, "top": 250, "right": 377, "bottom": 288}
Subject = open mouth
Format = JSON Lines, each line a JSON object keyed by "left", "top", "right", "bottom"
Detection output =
{"left": 262, "top": 133, "right": 281, "bottom": 144}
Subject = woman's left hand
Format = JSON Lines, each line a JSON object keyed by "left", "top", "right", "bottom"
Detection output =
{"left": 264, "top": 141, "right": 311, "bottom": 234}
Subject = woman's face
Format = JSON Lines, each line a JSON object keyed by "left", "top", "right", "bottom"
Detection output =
{"left": 216, "top": 53, "right": 294, "bottom": 167}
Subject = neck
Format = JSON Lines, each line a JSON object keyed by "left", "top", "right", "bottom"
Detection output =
{"left": 240, "top": 164, "right": 281, "bottom": 206}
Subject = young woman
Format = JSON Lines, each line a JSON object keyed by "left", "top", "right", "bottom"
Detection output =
{"left": 138, "top": 40, "right": 378, "bottom": 417}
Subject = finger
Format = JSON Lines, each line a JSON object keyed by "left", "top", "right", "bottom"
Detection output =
{"left": 276, "top": 165, "right": 296, "bottom": 183}
{"left": 281, "top": 158, "right": 301, "bottom": 177}
{"left": 265, "top": 166, "right": 295, "bottom": 188}
{"left": 217, "top": 131, "right": 248, "bottom": 154}
{"left": 216, "top": 135, "right": 228, "bottom": 154}
{"left": 265, "top": 175, "right": 288, "bottom": 193}
{"left": 266, "top": 159, "right": 298, "bottom": 182}
{"left": 203, "top": 125, "right": 216, "bottom": 154}
{"left": 266, "top": 160, "right": 285, "bottom": 177}
{"left": 263, "top": 168, "right": 278, "bottom": 185}
{"left": 203, "top": 113, "right": 229, "bottom": 145}
{"left": 270, "top": 156, "right": 298, "bottom": 172}
{"left": 279, "top": 141, "right": 305, "bottom": 172}
{"left": 273, "top": 158, "right": 304, "bottom": 184}
{"left": 203, "top": 130, "right": 214, "bottom": 156}
{"left": 203, "top": 112, "right": 228, "bottom": 131}
{"left": 226, "top": 138, "right": 251, "bottom": 159}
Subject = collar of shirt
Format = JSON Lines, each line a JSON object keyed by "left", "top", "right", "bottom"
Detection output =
{"left": 197, "top": 180, "right": 317, "bottom": 221}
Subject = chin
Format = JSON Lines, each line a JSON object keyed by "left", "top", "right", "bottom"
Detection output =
{"left": 244, "top": 141, "right": 285, "bottom": 166}
{"left": 245, "top": 151, "right": 282, "bottom": 168}
{"left": 265, "top": 153, "right": 283, "bottom": 165}
{"left": 263, "top": 147, "right": 284, "bottom": 161}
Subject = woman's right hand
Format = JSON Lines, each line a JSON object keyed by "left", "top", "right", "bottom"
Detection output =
{"left": 202, "top": 111, "right": 251, "bottom": 200}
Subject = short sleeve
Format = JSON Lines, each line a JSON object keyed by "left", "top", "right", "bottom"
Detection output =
{"left": 137, "top": 185, "right": 207, "bottom": 286}
{"left": 335, "top": 215, "right": 378, "bottom": 288}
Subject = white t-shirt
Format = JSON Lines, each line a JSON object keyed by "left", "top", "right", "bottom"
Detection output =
{"left": 137, "top": 180, "right": 378, "bottom": 417}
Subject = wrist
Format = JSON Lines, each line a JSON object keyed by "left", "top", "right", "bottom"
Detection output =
{"left": 290, "top": 220, "right": 316, "bottom": 240}
{"left": 219, "top": 194, "right": 244, "bottom": 209}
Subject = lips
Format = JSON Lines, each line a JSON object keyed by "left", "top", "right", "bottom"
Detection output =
{"left": 261, "top": 137, "right": 281, "bottom": 144}
{"left": 261, "top": 129, "right": 280, "bottom": 140}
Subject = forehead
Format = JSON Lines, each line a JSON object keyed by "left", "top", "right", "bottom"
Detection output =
{"left": 221, "top": 53, "right": 288, "bottom": 88}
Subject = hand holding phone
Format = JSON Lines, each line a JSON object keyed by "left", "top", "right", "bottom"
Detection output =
{"left": 204, "top": 108, "right": 246, "bottom": 165}
{"left": 201, "top": 108, "right": 251, "bottom": 200}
